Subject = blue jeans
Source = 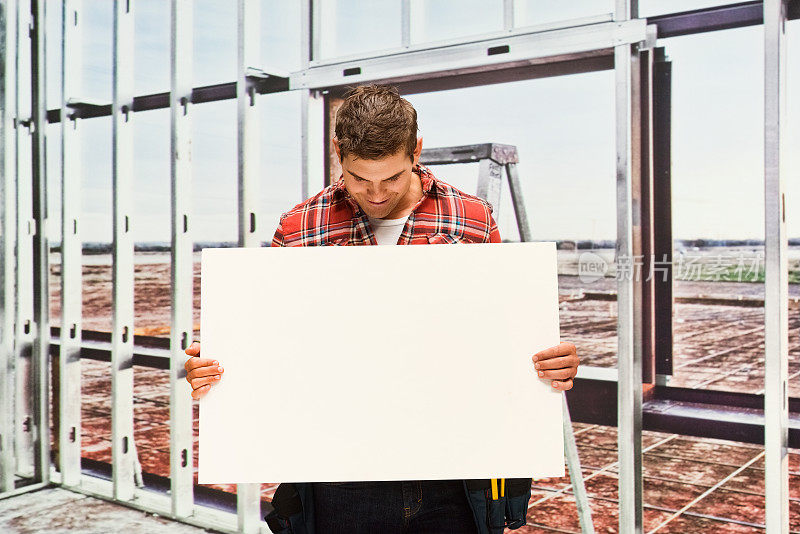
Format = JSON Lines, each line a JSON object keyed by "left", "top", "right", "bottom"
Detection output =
{"left": 312, "top": 479, "right": 479, "bottom": 533}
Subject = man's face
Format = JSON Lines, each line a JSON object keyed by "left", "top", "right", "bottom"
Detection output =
{"left": 338, "top": 140, "right": 423, "bottom": 219}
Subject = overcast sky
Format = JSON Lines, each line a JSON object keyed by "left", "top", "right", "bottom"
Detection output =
{"left": 42, "top": 1, "right": 799, "bottom": 243}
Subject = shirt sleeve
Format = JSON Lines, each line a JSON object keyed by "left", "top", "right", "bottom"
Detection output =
{"left": 484, "top": 201, "right": 501, "bottom": 243}
{"left": 271, "top": 217, "right": 286, "bottom": 247}
{"left": 488, "top": 215, "right": 502, "bottom": 243}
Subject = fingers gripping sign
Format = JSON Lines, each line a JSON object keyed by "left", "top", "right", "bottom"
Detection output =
{"left": 183, "top": 341, "right": 224, "bottom": 400}
{"left": 532, "top": 341, "right": 579, "bottom": 391}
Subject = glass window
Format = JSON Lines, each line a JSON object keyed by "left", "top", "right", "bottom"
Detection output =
{"left": 513, "top": 0, "right": 613, "bottom": 28}
{"left": 81, "top": 115, "right": 113, "bottom": 245}
{"left": 640, "top": 0, "right": 742, "bottom": 18}
{"left": 45, "top": 1, "right": 63, "bottom": 109}
{"left": 191, "top": 99, "right": 237, "bottom": 243}
{"left": 259, "top": 91, "right": 304, "bottom": 241}
{"left": 193, "top": 0, "right": 236, "bottom": 86}
{"left": 261, "top": 0, "right": 303, "bottom": 73}
{"left": 132, "top": 109, "right": 170, "bottom": 244}
{"left": 317, "top": 0, "right": 402, "bottom": 60}
{"left": 82, "top": 1, "right": 113, "bottom": 104}
{"left": 655, "top": 25, "right": 800, "bottom": 396}
{"left": 134, "top": 0, "right": 170, "bottom": 95}
{"left": 79, "top": 115, "right": 113, "bottom": 335}
{"left": 46, "top": 123, "right": 62, "bottom": 329}
{"left": 410, "top": 0, "right": 504, "bottom": 45}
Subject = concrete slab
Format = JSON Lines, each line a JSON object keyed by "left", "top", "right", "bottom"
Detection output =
{"left": 0, "top": 487, "right": 219, "bottom": 534}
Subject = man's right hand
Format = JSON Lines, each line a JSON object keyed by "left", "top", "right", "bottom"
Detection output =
{"left": 184, "top": 341, "right": 224, "bottom": 400}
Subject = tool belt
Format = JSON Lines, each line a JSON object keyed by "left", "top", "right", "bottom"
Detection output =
{"left": 265, "top": 478, "right": 532, "bottom": 534}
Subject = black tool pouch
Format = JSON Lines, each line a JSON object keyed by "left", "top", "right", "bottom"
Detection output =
{"left": 504, "top": 478, "right": 532, "bottom": 529}
{"left": 465, "top": 478, "right": 532, "bottom": 534}
{"left": 265, "top": 482, "right": 314, "bottom": 534}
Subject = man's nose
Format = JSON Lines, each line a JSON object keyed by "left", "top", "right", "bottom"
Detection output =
{"left": 367, "top": 183, "right": 385, "bottom": 198}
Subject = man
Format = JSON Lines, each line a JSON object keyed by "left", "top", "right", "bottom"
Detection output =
{"left": 184, "top": 84, "right": 579, "bottom": 533}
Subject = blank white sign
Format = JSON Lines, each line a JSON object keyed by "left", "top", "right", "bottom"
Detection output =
{"left": 199, "top": 242, "right": 564, "bottom": 484}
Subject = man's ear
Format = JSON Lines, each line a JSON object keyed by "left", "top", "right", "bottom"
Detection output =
{"left": 411, "top": 137, "right": 423, "bottom": 165}
{"left": 332, "top": 136, "right": 342, "bottom": 162}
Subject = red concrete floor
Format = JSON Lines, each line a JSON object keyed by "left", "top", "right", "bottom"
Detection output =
{"left": 44, "top": 255, "right": 800, "bottom": 532}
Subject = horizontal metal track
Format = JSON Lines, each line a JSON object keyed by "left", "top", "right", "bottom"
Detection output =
{"left": 47, "top": 332, "right": 800, "bottom": 447}
{"left": 45, "top": 76, "right": 289, "bottom": 124}
{"left": 291, "top": 19, "right": 649, "bottom": 90}
{"left": 649, "top": 0, "right": 800, "bottom": 39}
{"left": 79, "top": 458, "right": 272, "bottom": 518}
{"left": 47, "top": 467, "right": 254, "bottom": 534}
{"left": 644, "top": 396, "right": 800, "bottom": 447}
{"left": 567, "top": 378, "right": 800, "bottom": 447}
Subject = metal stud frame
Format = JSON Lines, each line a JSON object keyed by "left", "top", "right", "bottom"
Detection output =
{"left": 0, "top": 4, "right": 795, "bottom": 534}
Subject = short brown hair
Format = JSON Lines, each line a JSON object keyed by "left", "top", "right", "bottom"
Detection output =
{"left": 334, "top": 84, "right": 418, "bottom": 161}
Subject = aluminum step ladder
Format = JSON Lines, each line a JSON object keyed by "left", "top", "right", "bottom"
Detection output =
{"left": 420, "top": 143, "right": 595, "bottom": 534}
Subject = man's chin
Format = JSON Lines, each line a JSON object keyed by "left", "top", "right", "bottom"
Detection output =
{"left": 361, "top": 203, "right": 393, "bottom": 218}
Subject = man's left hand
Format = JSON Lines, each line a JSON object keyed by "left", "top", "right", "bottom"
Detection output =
{"left": 533, "top": 342, "right": 579, "bottom": 391}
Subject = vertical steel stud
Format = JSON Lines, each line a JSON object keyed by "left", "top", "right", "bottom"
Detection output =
{"left": 0, "top": 0, "right": 20, "bottom": 494}
{"left": 236, "top": 0, "right": 262, "bottom": 530}
{"left": 764, "top": 0, "right": 790, "bottom": 531}
{"left": 170, "top": 0, "right": 194, "bottom": 518}
{"left": 615, "top": 0, "right": 643, "bottom": 532}
{"left": 14, "top": 0, "right": 35, "bottom": 481}
{"left": 59, "top": 0, "right": 83, "bottom": 489}
{"left": 111, "top": 0, "right": 135, "bottom": 502}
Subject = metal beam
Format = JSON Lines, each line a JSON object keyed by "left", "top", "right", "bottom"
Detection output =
{"left": 391, "top": 53, "right": 615, "bottom": 95}
{"left": 14, "top": 0, "right": 36, "bottom": 482}
{"left": 58, "top": 0, "right": 83, "bottom": 489}
{"left": 614, "top": 1, "right": 644, "bottom": 532}
{"left": 652, "top": 48, "right": 673, "bottom": 380}
{"left": 649, "top": 1, "right": 764, "bottom": 38}
{"left": 643, "top": 398, "right": 800, "bottom": 447}
{"left": 763, "top": 0, "right": 789, "bottom": 531}
{"left": 291, "top": 19, "right": 649, "bottom": 90}
{"left": 647, "top": 0, "right": 800, "bottom": 39}
{"left": 45, "top": 77, "right": 288, "bottom": 124}
{"left": 639, "top": 47, "right": 656, "bottom": 386}
{"left": 30, "top": 0, "right": 50, "bottom": 484}
{"left": 301, "top": 90, "right": 325, "bottom": 201}
{"left": 111, "top": 0, "right": 136, "bottom": 503}
{"left": 300, "top": 1, "right": 325, "bottom": 201}
{"left": 236, "top": 0, "right": 262, "bottom": 530}
{"left": 170, "top": 0, "right": 194, "bottom": 518}
{"left": 566, "top": 380, "right": 800, "bottom": 448}
{"left": 308, "top": 0, "right": 320, "bottom": 63}
{"left": 0, "top": 0, "right": 19, "bottom": 495}
{"left": 237, "top": 0, "right": 260, "bottom": 250}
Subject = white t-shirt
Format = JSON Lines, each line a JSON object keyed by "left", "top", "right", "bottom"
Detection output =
{"left": 367, "top": 215, "right": 410, "bottom": 246}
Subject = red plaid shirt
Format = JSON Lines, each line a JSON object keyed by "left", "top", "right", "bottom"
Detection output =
{"left": 271, "top": 164, "right": 501, "bottom": 247}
